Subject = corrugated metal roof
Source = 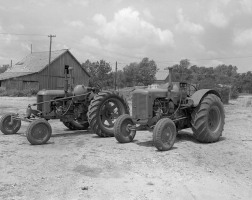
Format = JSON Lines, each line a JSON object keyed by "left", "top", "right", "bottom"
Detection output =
{"left": 155, "top": 70, "right": 169, "bottom": 80}
{"left": 7, "top": 49, "right": 67, "bottom": 73}
{"left": 0, "top": 72, "right": 33, "bottom": 81}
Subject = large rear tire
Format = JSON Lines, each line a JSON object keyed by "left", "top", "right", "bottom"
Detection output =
{"left": 153, "top": 118, "right": 177, "bottom": 151}
{"left": 191, "top": 93, "right": 225, "bottom": 143}
{"left": 26, "top": 119, "right": 52, "bottom": 145}
{"left": 88, "top": 91, "right": 129, "bottom": 137}
{"left": 0, "top": 113, "right": 21, "bottom": 135}
{"left": 114, "top": 114, "right": 136, "bottom": 143}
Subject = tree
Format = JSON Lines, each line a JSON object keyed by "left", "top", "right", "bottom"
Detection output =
{"left": 123, "top": 62, "right": 139, "bottom": 87}
{"left": 137, "top": 58, "right": 158, "bottom": 85}
{"left": 82, "top": 60, "right": 112, "bottom": 88}
{"left": 165, "top": 59, "right": 192, "bottom": 82}
{"left": 0, "top": 65, "right": 9, "bottom": 74}
{"left": 214, "top": 64, "right": 238, "bottom": 85}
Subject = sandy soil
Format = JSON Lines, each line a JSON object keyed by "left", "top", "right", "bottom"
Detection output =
{"left": 0, "top": 96, "right": 252, "bottom": 200}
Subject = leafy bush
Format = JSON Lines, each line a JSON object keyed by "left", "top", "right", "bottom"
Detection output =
{"left": 230, "top": 86, "right": 239, "bottom": 99}
{"left": 216, "top": 87, "right": 230, "bottom": 104}
{"left": 0, "top": 88, "right": 39, "bottom": 97}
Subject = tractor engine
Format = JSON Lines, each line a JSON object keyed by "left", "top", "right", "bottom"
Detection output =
{"left": 131, "top": 82, "right": 190, "bottom": 128}
{"left": 36, "top": 85, "right": 95, "bottom": 121}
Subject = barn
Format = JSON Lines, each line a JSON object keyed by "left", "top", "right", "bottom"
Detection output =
{"left": 0, "top": 49, "right": 90, "bottom": 90}
{"left": 154, "top": 70, "right": 169, "bottom": 84}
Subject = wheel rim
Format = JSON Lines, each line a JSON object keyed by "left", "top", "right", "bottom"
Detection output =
{"left": 121, "top": 119, "right": 133, "bottom": 137}
{"left": 99, "top": 98, "right": 125, "bottom": 130}
{"left": 31, "top": 123, "right": 49, "bottom": 141}
{"left": 3, "top": 116, "right": 19, "bottom": 132}
{"left": 161, "top": 125, "right": 174, "bottom": 147}
{"left": 208, "top": 106, "right": 221, "bottom": 132}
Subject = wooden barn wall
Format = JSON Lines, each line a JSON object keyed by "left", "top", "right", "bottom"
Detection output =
{"left": 1, "top": 79, "right": 23, "bottom": 90}
{"left": 2, "top": 52, "right": 89, "bottom": 90}
{"left": 38, "top": 52, "right": 89, "bottom": 89}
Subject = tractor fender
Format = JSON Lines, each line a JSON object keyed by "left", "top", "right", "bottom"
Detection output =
{"left": 189, "top": 89, "right": 221, "bottom": 107}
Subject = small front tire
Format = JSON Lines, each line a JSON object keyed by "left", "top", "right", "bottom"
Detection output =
{"left": 153, "top": 118, "right": 177, "bottom": 151}
{"left": 26, "top": 119, "right": 52, "bottom": 145}
{"left": 0, "top": 113, "right": 21, "bottom": 135}
{"left": 114, "top": 114, "right": 136, "bottom": 143}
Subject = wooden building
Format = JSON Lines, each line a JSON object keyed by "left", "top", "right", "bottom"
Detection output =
{"left": 0, "top": 49, "right": 90, "bottom": 90}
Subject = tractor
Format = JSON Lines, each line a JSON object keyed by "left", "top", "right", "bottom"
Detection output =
{"left": 0, "top": 65, "right": 129, "bottom": 144}
{"left": 114, "top": 67, "right": 225, "bottom": 151}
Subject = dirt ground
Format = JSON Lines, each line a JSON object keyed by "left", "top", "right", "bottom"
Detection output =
{"left": 0, "top": 96, "right": 252, "bottom": 200}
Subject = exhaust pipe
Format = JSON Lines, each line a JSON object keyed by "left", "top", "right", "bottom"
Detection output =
{"left": 168, "top": 67, "right": 173, "bottom": 91}
{"left": 64, "top": 65, "right": 69, "bottom": 96}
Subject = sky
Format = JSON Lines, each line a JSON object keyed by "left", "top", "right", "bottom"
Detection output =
{"left": 0, "top": 0, "right": 252, "bottom": 73}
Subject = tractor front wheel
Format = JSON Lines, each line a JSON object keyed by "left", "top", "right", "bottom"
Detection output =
{"left": 191, "top": 93, "right": 225, "bottom": 143}
{"left": 26, "top": 119, "right": 52, "bottom": 145}
{"left": 0, "top": 113, "right": 21, "bottom": 135}
{"left": 153, "top": 118, "right": 177, "bottom": 151}
{"left": 114, "top": 114, "right": 136, "bottom": 143}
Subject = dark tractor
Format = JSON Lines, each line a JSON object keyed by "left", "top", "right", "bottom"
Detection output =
{"left": 0, "top": 65, "right": 129, "bottom": 145}
{"left": 114, "top": 67, "right": 225, "bottom": 151}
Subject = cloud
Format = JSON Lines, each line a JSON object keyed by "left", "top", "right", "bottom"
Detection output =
{"left": 208, "top": 8, "right": 228, "bottom": 28}
{"left": 65, "top": 20, "right": 84, "bottom": 28}
{"left": 142, "top": 8, "right": 154, "bottom": 20}
{"left": 21, "top": 43, "right": 31, "bottom": 51}
{"left": 0, "top": 34, "right": 18, "bottom": 45}
{"left": 93, "top": 14, "right": 106, "bottom": 26}
{"left": 81, "top": 36, "right": 101, "bottom": 48}
{"left": 233, "top": 28, "right": 252, "bottom": 46}
{"left": 239, "top": 0, "right": 252, "bottom": 13}
{"left": 67, "top": 0, "right": 89, "bottom": 7}
{"left": 206, "top": 59, "right": 224, "bottom": 67}
{"left": 93, "top": 7, "right": 174, "bottom": 48}
{"left": 175, "top": 8, "right": 204, "bottom": 34}
{"left": 10, "top": 23, "right": 25, "bottom": 31}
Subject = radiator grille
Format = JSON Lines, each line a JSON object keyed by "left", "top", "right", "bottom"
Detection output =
{"left": 132, "top": 92, "right": 148, "bottom": 119}
{"left": 37, "top": 95, "right": 43, "bottom": 111}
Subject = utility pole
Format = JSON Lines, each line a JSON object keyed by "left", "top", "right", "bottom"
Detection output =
{"left": 47, "top": 34, "right": 56, "bottom": 89}
{"left": 114, "top": 61, "right": 117, "bottom": 90}
{"left": 31, "top": 44, "right": 32, "bottom": 53}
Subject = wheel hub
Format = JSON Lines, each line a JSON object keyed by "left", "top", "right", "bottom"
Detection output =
{"left": 32, "top": 124, "right": 47, "bottom": 140}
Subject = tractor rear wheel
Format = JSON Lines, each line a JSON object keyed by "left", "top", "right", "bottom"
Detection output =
{"left": 63, "top": 120, "right": 89, "bottom": 130}
{"left": 0, "top": 113, "right": 21, "bottom": 135}
{"left": 88, "top": 91, "right": 129, "bottom": 137}
{"left": 26, "top": 119, "right": 52, "bottom": 145}
{"left": 114, "top": 114, "right": 136, "bottom": 143}
{"left": 153, "top": 118, "right": 177, "bottom": 151}
{"left": 191, "top": 93, "right": 225, "bottom": 143}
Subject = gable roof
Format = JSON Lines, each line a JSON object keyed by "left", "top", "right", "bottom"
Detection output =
{"left": 0, "top": 49, "right": 89, "bottom": 81}
{"left": 155, "top": 70, "right": 169, "bottom": 81}
{"left": 0, "top": 72, "right": 33, "bottom": 81}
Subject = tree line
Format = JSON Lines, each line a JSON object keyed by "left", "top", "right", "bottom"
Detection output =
{"left": 81, "top": 58, "right": 252, "bottom": 95}
{"left": 1, "top": 58, "right": 251, "bottom": 95}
